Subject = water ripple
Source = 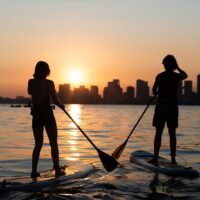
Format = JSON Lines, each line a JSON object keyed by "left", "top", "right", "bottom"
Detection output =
{"left": 0, "top": 105, "right": 200, "bottom": 200}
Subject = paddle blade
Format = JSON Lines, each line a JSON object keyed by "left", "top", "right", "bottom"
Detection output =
{"left": 112, "top": 141, "right": 127, "bottom": 159}
{"left": 97, "top": 149, "right": 119, "bottom": 172}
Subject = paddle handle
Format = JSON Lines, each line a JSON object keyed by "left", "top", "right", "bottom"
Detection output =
{"left": 63, "top": 108, "right": 98, "bottom": 150}
{"left": 126, "top": 96, "right": 155, "bottom": 142}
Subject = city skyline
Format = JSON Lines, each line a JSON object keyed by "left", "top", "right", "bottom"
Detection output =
{"left": 56, "top": 75, "right": 200, "bottom": 105}
{"left": 0, "top": 1, "right": 200, "bottom": 97}
{"left": 1, "top": 74, "right": 200, "bottom": 105}
{"left": 1, "top": 73, "right": 200, "bottom": 98}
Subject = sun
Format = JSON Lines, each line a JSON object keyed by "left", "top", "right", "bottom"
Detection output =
{"left": 69, "top": 69, "right": 82, "bottom": 84}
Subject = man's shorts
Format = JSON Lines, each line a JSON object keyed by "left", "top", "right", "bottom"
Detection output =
{"left": 153, "top": 104, "right": 178, "bottom": 129}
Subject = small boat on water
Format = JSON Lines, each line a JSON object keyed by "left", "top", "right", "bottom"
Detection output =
{"left": 23, "top": 103, "right": 32, "bottom": 107}
{"left": 11, "top": 104, "right": 55, "bottom": 109}
{"left": 10, "top": 104, "right": 22, "bottom": 107}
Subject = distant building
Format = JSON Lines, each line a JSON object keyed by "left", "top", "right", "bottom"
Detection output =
{"left": 197, "top": 74, "right": 200, "bottom": 97}
{"left": 90, "top": 86, "right": 101, "bottom": 103}
{"left": 15, "top": 96, "right": 31, "bottom": 104}
{"left": 90, "top": 86, "right": 98, "bottom": 97}
{"left": 16, "top": 96, "right": 25, "bottom": 100}
{"left": 103, "top": 79, "right": 123, "bottom": 104}
{"left": 178, "top": 80, "right": 184, "bottom": 104}
{"left": 196, "top": 74, "right": 200, "bottom": 104}
{"left": 126, "top": 86, "right": 135, "bottom": 99}
{"left": 72, "top": 85, "right": 89, "bottom": 104}
{"left": 183, "top": 80, "right": 196, "bottom": 104}
{"left": 1, "top": 75, "right": 200, "bottom": 105}
{"left": 122, "top": 86, "right": 135, "bottom": 104}
{"left": 0, "top": 96, "right": 31, "bottom": 104}
{"left": 58, "top": 84, "right": 71, "bottom": 104}
{"left": 184, "top": 80, "right": 193, "bottom": 98}
{"left": 136, "top": 79, "right": 149, "bottom": 103}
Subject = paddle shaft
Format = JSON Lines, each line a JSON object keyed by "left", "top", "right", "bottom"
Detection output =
{"left": 125, "top": 96, "right": 155, "bottom": 143}
{"left": 63, "top": 109, "right": 119, "bottom": 172}
{"left": 63, "top": 109, "right": 99, "bottom": 151}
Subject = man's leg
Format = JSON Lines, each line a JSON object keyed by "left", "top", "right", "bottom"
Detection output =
{"left": 154, "top": 128, "right": 163, "bottom": 160}
{"left": 168, "top": 128, "right": 177, "bottom": 165}
{"left": 149, "top": 128, "right": 163, "bottom": 164}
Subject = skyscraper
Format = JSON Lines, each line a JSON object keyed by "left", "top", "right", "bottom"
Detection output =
{"left": 72, "top": 85, "right": 89, "bottom": 104}
{"left": 184, "top": 80, "right": 193, "bottom": 97}
{"left": 197, "top": 74, "right": 200, "bottom": 97}
{"left": 58, "top": 84, "right": 71, "bottom": 104}
{"left": 122, "top": 86, "right": 135, "bottom": 104}
{"left": 90, "top": 86, "right": 101, "bottom": 103}
{"left": 126, "top": 86, "right": 135, "bottom": 99}
{"left": 90, "top": 86, "right": 99, "bottom": 97}
{"left": 136, "top": 79, "right": 149, "bottom": 103}
{"left": 103, "top": 79, "right": 123, "bottom": 104}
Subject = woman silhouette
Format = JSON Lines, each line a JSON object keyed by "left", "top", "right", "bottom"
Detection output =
{"left": 28, "top": 61, "right": 66, "bottom": 178}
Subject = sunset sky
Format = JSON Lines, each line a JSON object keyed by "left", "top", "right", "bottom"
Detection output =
{"left": 0, "top": 0, "right": 200, "bottom": 97}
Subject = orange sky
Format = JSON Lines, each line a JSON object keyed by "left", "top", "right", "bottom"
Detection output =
{"left": 0, "top": 1, "right": 200, "bottom": 97}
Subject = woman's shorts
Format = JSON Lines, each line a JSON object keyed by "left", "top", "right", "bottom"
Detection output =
{"left": 32, "top": 106, "right": 56, "bottom": 129}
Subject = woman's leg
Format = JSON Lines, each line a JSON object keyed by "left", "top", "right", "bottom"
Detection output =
{"left": 45, "top": 126, "right": 60, "bottom": 169}
{"left": 32, "top": 127, "right": 44, "bottom": 174}
{"left": 46, "top": 126, "right": 66, "bottom": 176}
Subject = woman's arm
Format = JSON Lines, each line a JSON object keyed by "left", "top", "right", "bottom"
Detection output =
{"left": 49, "top": 81, "right": 65, "bottom": 110}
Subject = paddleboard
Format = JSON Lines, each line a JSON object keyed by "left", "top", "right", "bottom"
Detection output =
{"left": 130, "top": 150, "right": 199, "bottom": 178}
{"left": 0, "top": 163, "right": 93, "bottom": 191}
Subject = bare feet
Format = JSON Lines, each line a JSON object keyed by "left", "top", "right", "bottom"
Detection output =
{"left": 55, "top": 168, "right": 66, "bottom": 177}
{"left": 148, "top": 157, "right": 158, "bottom": 165}
{"left": 31, "top": 171, "right": 40, "bottom": 178}
{"left": 171, "top": 158, "right": 177, "bottom": 165}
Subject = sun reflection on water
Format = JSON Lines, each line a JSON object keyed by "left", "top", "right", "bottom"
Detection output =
{"left": 68, "top": 104, "right": 81, "bottom": 122}
{"left": 68, "top": 140, "right": 77, "bottom": 145}
{"left": 65, "top": 104, "right": 82, "bottom": 161}
{"left": 70, "top": 146, "right": 77, "bottom": 151}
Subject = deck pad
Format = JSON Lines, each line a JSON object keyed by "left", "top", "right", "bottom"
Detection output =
{"left": 1, "top": 163, "right": 93, "bottom": 191}
{"left": 130, "top": 150, "right": 199, "bottom": 178}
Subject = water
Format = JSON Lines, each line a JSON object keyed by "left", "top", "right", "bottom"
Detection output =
{"left": 0, "top": 104, "right": 199, "bottom": 199}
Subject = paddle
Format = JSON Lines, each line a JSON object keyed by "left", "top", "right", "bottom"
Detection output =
{"left": 112, "top": 96, "right": 155, "bottom": 159}
{"left": 63, "top": 108, "right": 119, "bottom": 172}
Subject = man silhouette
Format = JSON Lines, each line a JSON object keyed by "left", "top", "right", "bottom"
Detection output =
{"left": 150, "top": 55, "right": 187, "bottom": 165}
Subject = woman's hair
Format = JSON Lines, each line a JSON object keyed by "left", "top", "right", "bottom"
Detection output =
{"left": 33, "top": 61, "right": 50, "bottom": 79}
{"left": 162, "top": 55, "right": 177, "bottom": 71}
